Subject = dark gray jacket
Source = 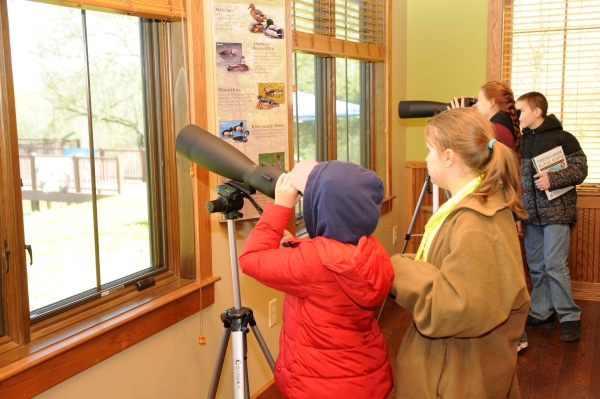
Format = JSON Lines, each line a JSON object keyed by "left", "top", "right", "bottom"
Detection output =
{"left": 519, "top": 115, "right": 587, "bottom": 226}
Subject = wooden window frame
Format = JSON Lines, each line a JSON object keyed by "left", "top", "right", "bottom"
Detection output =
{"left": 291, "top": 0, "right": 393, "bottom": 213}
{"left": 0, "top": 1, "right": 217, "bottom": 397}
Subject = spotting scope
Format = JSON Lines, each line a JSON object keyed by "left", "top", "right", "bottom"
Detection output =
{"left": 176, "top": 124, "right": 285, "bottom": 199}
{"left": 398, "top": 97, "right": 477, "bottom": 119}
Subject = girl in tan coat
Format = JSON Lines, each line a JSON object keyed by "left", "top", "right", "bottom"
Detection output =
{"left": 391, "top": 108, "right": 530, "bottom": 399}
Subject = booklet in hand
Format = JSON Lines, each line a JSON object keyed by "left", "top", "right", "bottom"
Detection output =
{"left": 532, "top": 146, "right": 574, "bottom": 200}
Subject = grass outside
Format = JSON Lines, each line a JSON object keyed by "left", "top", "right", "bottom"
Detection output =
{"left": 23, "top": 181, "right": 151, "bottom": 311}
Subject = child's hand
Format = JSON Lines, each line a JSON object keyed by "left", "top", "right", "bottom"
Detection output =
{"left": 533, "top": 172, "right": 550, "bottom": 191}
{"left": 515, "top": 220, "right": 523, "bottom": 237}
{"left": 275, "top": 173, "right": 301, "bottom": 209}
{"left": 281, "top": 229, "right": 294, "bottom": 243}
{"left": 281, "top": 229, "right": 295, "bottom": 247}
{"left": 447, "top": 96, "right": 470, "bottom": 110}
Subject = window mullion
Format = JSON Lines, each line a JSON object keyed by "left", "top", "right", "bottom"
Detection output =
{"left": 80, "top": 10, "right": 102, "bottom": 291}
{"left": 360, "top": 61, "right": 370, "bottom": 168}
{"left": 315, "top": 56, "right": 336, "bottom": 161}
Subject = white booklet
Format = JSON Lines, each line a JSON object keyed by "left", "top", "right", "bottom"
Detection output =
{"left": 532, "top": 146, "right": 574, "bottom": 200}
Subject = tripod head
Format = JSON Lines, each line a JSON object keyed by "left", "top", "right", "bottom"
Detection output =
{"left": 206, "top": 181, "right": 264, "bottom": 219}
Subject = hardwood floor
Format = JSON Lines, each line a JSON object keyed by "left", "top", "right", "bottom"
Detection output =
{"left": 257, "top": 298, "right": 600, "bottom": 399}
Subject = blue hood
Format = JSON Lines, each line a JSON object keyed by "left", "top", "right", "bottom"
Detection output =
{"left": 303, "top": 161, "right": 383, "bottom": 245}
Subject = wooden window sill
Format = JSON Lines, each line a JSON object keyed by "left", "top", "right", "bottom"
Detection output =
{"left": 380, "top": 195, "right": 396, "bottom": 216}
{"left": 0, "top": 276, "right": 220, "bottom": 398}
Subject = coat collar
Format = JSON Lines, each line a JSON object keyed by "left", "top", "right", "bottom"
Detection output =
{"left": 452, "top": 189, "right": 508, "bottom": 219}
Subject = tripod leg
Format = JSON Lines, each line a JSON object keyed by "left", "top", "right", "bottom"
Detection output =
{"left": 249, "top": 323, "right": 275, "bottom": 371}
{"left": 402, "top": 174, "right": 430, "bottom": 254}
{"left": 207, "top": 327, "right": 232, "bottom": 399}
{"left": 377, "top": 297, "right": 388, "bottom": 322}
{"left": 244, "top": 334, "right": 250, "bottom": 399}
{"left": 231, "top": 331, "right": 247, "bottom": 399}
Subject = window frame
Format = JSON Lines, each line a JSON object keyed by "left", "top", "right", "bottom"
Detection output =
{"left": 0, "top": 1, "right": 216, "bottom": 396}
{"left": 291, "top": 0, "right": 392, "bottom": 214}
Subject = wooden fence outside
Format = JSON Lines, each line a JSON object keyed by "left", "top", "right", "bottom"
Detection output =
{"left": 18, "top": 139, "right": 80, "bottom": 156}
{"left": 18, "top": 140, "right": 146, "bottom": 182}
{"left": 20, "top": 154, "right": 122, "bottom": 205}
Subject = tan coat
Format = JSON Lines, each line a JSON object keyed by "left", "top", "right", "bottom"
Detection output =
{"left": 392, "top": 190, "right": 529, "bottom": 399}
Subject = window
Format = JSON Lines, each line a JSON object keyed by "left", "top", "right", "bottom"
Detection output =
{"left": 0, "top": 0, "right": 205, "bottom": 393}
{"left": 291, "top": 0, "right": 388, "bottom": 222}
{"left": 502, "top": 0, "right": 600, "bottom": 183}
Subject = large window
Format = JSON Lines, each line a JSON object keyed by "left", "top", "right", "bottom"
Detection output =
{"left": 0, "top": 0, "right": 196, "bottom": 379}
{"left": 502, "top": 0, "right": 600, "bottom": 183}
{"left": 291, "top": 0, "right": 388, "bottom": 209}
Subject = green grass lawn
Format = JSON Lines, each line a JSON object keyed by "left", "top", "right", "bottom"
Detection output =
{"left": 23, "top": 182, "right": 151, "bottom": 311}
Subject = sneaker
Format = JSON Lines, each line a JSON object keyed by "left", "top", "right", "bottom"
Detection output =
{"left": 560, "top": 320, "right": 581, "bottom": 342}
{"left": 517, "top": 331, "right": 528, "bottom": 352}
{"left": 525, "top": 314, "right": 556, "bottom": 329}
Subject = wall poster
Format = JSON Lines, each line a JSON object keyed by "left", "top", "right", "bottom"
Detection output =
{"left": 211, "top": 0, "right": 288, "bottom": 220}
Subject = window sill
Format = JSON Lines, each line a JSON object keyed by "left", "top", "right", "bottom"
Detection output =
{"left": 380, "top": 195, "right": 396, "bottom": 216}
{"left": 0, "top": 276, "right": 220, "bottom": 398}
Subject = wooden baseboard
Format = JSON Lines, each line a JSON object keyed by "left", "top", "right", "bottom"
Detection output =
{"left": 252, "top": 378, "right": 281, "bottom": 399}
{"left": 526, "top": 278, "right": 600, "bottom": 302}
{"left": 573, "top": 281, "right": 600, "bottom": 301}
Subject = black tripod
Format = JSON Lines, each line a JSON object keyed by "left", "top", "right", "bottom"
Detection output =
{"left": 205, "top": 182, "right": 275, "bottom": 399}
{"left": 377, "top": 174, "right": 432, "bottom": 322}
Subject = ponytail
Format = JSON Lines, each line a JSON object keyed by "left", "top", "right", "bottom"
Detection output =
{"left": 477, "top": 139, "right": 527, "bottom": 219}
{"left": 481, "top": 81, "right": 522, "bottom": 150}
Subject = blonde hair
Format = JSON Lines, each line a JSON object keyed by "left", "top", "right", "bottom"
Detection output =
{"left": 425, "top": 108, "right": 527, "bottom": 219}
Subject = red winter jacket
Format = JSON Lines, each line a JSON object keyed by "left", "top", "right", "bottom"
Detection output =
{"left": 239, "top": 204, "right": 394, "bottom": 399}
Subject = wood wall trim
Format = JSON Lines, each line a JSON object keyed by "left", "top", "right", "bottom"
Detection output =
{"left": 185, "top": 0, "right": 213, "bottom": 289}
{"left": 380, "top": 195, "right": 396, "bottom": 216}
{"left": 252, "top": 378, "right": 279, "bottom": 399}
{"left": 0, "top": 279, "right": 218, "bottom": 397}
{"left": 406, "top": 161, "right": 426, "bottom": 169}
{"left": 573, "top": 282, "right": 600, "bottom": 302}
{"left": 577, "top": 192, "right": 600, "bottom": 209}
{"left": 486, "top": 0, "right": 503, "bottom": 81}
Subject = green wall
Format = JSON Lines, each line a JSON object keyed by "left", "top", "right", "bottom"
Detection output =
{"left": 405, "top": 0, "right": 489, "bottom": 161}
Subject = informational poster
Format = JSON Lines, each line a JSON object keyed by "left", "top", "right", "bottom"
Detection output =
{"left": 212, "top": 1, "right": 288, "bottom": 220}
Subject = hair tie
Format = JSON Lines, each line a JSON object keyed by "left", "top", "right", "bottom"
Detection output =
{"left": 488, "top": 139, "right": 497, "bottom": 149}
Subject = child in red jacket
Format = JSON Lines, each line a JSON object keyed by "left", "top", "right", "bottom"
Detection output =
{"left": 239, "top": 160, "right": 394, "bottom": 399}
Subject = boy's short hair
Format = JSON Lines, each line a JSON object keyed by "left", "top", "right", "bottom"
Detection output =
{"left": 517, "top": 91, "right": 548, "bottom": 118}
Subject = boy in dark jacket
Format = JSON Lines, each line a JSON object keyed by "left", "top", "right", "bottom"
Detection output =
{"left": 239, "top": 160, "right": 394, "bottom": 399}
{"left": 516, "top": 92, "right": 588, "bottom": 342}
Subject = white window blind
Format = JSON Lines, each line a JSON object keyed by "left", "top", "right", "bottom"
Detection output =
{"left": 503, "top": 0, "right": 600, "bottom": 183}
{"left": 292, "top": 0, "right": 385, "bottom": 61}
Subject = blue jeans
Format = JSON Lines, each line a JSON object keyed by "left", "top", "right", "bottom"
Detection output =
{"left": 524, "top": 224, "right": 581, "bottom": 322}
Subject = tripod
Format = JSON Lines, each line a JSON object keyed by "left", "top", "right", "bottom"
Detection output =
{"left": 377, "top": 174, "right": 434, "bottom": 322}
{"left": 206, "top": 182, "right": 275, "bottom": 399}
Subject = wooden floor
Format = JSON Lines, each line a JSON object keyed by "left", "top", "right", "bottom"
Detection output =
{"left": 257, "top": 299, "right": 600, "bottom": 399}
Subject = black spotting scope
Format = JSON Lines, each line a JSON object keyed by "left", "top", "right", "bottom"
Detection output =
{"left": 176, "top": 124, "right": 285, "bottom": 199}
{"left": 398, "top": 97, "right": 477, "bottom": 119}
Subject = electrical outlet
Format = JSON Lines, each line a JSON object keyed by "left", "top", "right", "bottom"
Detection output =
{"left": 393, "top": 226, "right": 398, "bottom": 245}
{"left": 269, "top": 298, "right": 277, "bottom": 328}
